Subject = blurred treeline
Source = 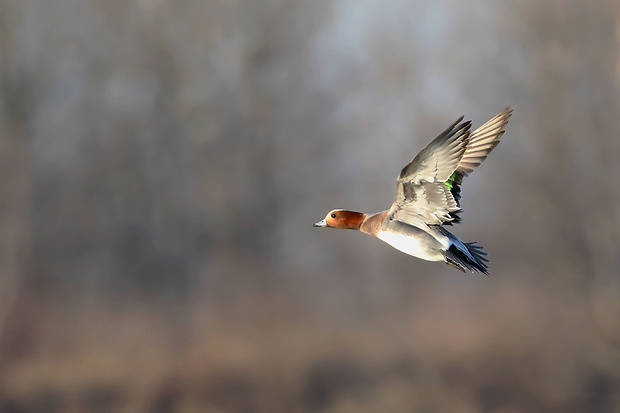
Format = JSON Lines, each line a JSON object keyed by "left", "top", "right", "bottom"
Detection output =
{"left": 1, "top": 0, "right": 620, "bottom": 412}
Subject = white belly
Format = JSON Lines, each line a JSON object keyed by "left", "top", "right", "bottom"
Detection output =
{"left": 377, "top": 230, "right": 446, "bottom": 261}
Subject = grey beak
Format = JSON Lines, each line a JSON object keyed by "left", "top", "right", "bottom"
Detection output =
{"left": 313, "top": 219, "right": 328, "bottom": 227}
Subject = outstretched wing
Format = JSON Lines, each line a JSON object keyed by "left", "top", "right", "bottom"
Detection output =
{"left": 385, "top": 117, "right": 472, "bottom": 229}
{"left": 458, "top": 107, "right": 512, "bottom": 175}
{"left": 384, "top": 107, "right": 512, "bottom": 229}
{"left": 445, "top": 107, "right": 513, "bottom": 223}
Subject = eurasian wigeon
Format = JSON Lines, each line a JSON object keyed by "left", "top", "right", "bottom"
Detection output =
{"left": 314, "top": 108, "right": 512, "bottom": 274}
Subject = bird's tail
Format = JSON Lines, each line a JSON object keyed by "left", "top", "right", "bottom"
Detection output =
{"left": 442, "top": 242, "right": 489, "bottom": 275}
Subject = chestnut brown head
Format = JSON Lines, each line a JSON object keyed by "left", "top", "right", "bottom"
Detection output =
{"left": 313, "top": 209, "right": 365, "bottom": 230}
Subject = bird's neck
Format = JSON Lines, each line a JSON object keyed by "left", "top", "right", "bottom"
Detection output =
{"left": 360, "top": 211, "right": 388, "bottom": 236}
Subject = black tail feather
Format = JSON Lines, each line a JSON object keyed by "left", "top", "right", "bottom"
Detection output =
{"left": 443, "top": 242, "right": 489, "bottom": 275}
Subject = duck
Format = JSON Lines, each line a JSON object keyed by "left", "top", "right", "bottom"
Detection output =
{"left": 314, "top": 107, "right": 512, "bottom": 274}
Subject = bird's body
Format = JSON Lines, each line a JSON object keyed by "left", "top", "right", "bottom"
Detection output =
{"left": 314, "top": 108, "right": 513, "bottom": 274}
{"left": 376, "top": 219, "right": 449, "bottom": 262}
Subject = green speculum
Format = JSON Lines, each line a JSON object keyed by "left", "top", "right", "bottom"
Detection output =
{"left": 445, "top": 172, "right": 457, "bottom": 191}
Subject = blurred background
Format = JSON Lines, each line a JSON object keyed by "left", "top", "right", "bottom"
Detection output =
{"left": 1, "top": 0, "right": 620, "bottom": 412}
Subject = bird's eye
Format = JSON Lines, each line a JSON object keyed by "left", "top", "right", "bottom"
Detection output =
{"left": 331, "top": 213, "right": 337, "bottom": 218}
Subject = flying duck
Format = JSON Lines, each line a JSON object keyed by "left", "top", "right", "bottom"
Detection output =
{"left": 314, "top": 108, "right": 512, "bottom": 274}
